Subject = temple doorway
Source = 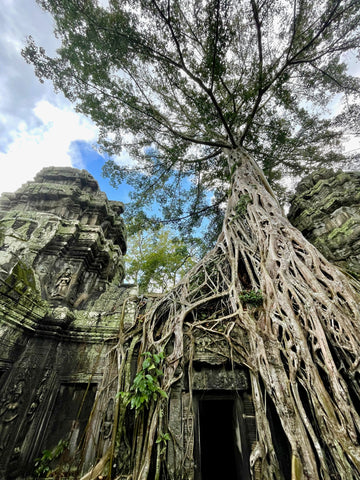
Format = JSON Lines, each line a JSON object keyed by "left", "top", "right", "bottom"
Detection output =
{"left": 195, "top": 393, "right": 251, "bottom": 480}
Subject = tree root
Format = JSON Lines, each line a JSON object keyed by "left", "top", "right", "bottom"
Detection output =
{"left": 81, "top": 148, "right": 360, "bottom": 479}
{"left": 80, "top": 449, "right": 111, "bottom": 480}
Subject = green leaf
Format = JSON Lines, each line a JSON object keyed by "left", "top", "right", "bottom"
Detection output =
{"left": 142, "top": 358, "right": 151, "bottom": 369}
{"left": 23, "top": 0, "right": 359, "bottom": 242}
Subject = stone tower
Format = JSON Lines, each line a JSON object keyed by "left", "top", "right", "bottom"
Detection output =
{"left": 0, "top": 168, "right": 132, "bottom": 479}
{"left": 288, "top": 168, "right": 360, "bottom": 279}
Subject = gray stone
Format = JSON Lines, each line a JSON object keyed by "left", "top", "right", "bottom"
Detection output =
{"left": 0, "top": 168, "right": 136, "bottom": 479}
{"left": 288, "top": 169, "right": 360, "bottom": 279}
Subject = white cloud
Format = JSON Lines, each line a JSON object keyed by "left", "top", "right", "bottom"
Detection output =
{"left": 0, "top": 0, "right": 101, "bottom": 195}
{"left": 0, "top": 100, "right": 97, "bottom": 194}
{"left": 0, "top": 0, "right": 60, "bottom": 149}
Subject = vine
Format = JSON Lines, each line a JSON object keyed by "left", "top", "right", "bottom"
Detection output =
{"left": 81, "top": 148, "right": 360, "bottom": 480}
{"left": 118, "top": 351, "right": 168, "bottom": 410}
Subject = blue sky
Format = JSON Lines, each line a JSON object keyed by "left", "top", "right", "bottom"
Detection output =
{"left": 1, "top": 0, "right": 359, "bottom": 206}
{"left": 70, "top": 140, "right": 133, "bottom": 204}
{"left": 0, "top": 0, "right": 131, "bottom": 205}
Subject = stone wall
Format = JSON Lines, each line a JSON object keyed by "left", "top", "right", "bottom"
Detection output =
{"left": 288, "top": 168, "right": 360, "bottom": 279}
{"left": 0, "top": 168, "right": 135, "bottom": 479}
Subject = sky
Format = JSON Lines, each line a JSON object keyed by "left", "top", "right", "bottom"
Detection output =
{"left": 1, "top": 0, "right": 359, "bottom": 205}
{"left": 0, "top": 0, "right": 131, "bottom": 203}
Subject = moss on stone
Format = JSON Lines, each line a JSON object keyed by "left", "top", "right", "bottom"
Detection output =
{"left": 289, "top": 169, "right": 360, "bottom": 279}
{"left": 328, "top": 218, "right": 356, "bottom": 241}
{"left": 56, "top": 223, "right": 78, "bottom": 235}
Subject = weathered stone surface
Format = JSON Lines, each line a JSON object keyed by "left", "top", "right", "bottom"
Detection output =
{"left": 0, "top": 167, "right": 126, "bottom": 310}
{"left": 191, "top": 366, "right": 248, "bottom": 390}
{"left": 288, "top": 168, "right": 360, "bottom": 279}
{"left": 0, "top": 168, "right": 137, "bottom": 479}
{"left": 2, "top": 165, "right": 360, "bottom": 480}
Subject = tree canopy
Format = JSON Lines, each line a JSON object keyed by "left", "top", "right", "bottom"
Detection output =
{"left": 125, "top": 224, "right": 197, "bottom": 292}
{"left": 23, "top": 0, "right": 360, "bottom": 238}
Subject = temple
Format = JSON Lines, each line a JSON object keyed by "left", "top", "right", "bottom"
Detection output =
{"left": 0, "top": 166, "right": 359, "bottom": 479}
{"left": 0, "top": 168, "right": 133, "bottom": 478}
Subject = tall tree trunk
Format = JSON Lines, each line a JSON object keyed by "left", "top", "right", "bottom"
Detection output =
{"left": 217, "top": 147, "right": 360, "bottom": 478}
{"left": 107, "top": 148, "right": 360, "bottom": 479}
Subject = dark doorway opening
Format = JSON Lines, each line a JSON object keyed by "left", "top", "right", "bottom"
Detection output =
{"left": 41, "top": 382, "right": 97, "bottom": 453}
{"left": 198, "top": 397, "right": 243, "bottom": 480}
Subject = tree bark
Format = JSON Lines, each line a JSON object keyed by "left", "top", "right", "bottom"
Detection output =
{"left": 96, "top": 148, "right": 360, "bottom": 479}
{"left": 218, "top": 147, "right": 360, "bottom": 479}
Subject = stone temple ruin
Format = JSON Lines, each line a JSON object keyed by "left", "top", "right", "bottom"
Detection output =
{"left": 0, "top": 167, "right": 130, "bottom": 479}
{"left": 0, "top": 167, "right": 359, "bottom": 479}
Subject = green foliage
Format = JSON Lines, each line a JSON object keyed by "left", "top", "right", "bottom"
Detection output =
{"left": 125, "top": 224, "right": 197, "bottom": 293}
{"left": 23, "top": 1, "right": 360, "bottom": 238}
{"left": 239, "top": 290, "right": 263, "bottom": 307}
{"left": 156, "top": 432, "right": 171, "bottom": 455}
{"left": 34, "top": 439, "right": 69, "bottom": 478}
{"left": 119, "top": 351, "right": 168, "bottom": 411}
{"left": 156, "top": 432, "right": 171, "bottom": 444}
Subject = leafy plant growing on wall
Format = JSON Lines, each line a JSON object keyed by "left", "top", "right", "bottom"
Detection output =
{"left": 238, "top": 289, "right": 263, "bottom": 307}
{"left": 34, "top": 439, "right": 69, "bottom": 479}
{"left": 119, "top": 351, "right": 168, "bottom": 411}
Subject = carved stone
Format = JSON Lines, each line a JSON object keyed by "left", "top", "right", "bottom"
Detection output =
{"left": 0, "top": 168, "right": 136, "bottom": 479}
{"left": 288, "top": 168, "right": 360, "bottom": 279}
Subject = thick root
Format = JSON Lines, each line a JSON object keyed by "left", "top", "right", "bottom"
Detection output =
{"left": 81, "top": 149, "right": 360, "bottom": 479}
{"left": 80, "top": 449, "right": 111, "bottom": 480}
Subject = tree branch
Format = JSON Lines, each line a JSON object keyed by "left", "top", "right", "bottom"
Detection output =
{"left": 150, "top": 0, "right": 238, "bottom": 148}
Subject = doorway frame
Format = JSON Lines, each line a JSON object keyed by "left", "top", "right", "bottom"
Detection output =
{"left": 193, "top": 391, "right": 251, "bottom": 480}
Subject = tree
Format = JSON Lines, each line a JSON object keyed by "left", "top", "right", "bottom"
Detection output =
{"left": 125, "top": 225, "right": 197, "bottom": 293}
{"left": 23, "top": 1, "right": 360, "bottom": 479}
{"left": 24, "top": 0, "right": 358, "bottom": 237}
